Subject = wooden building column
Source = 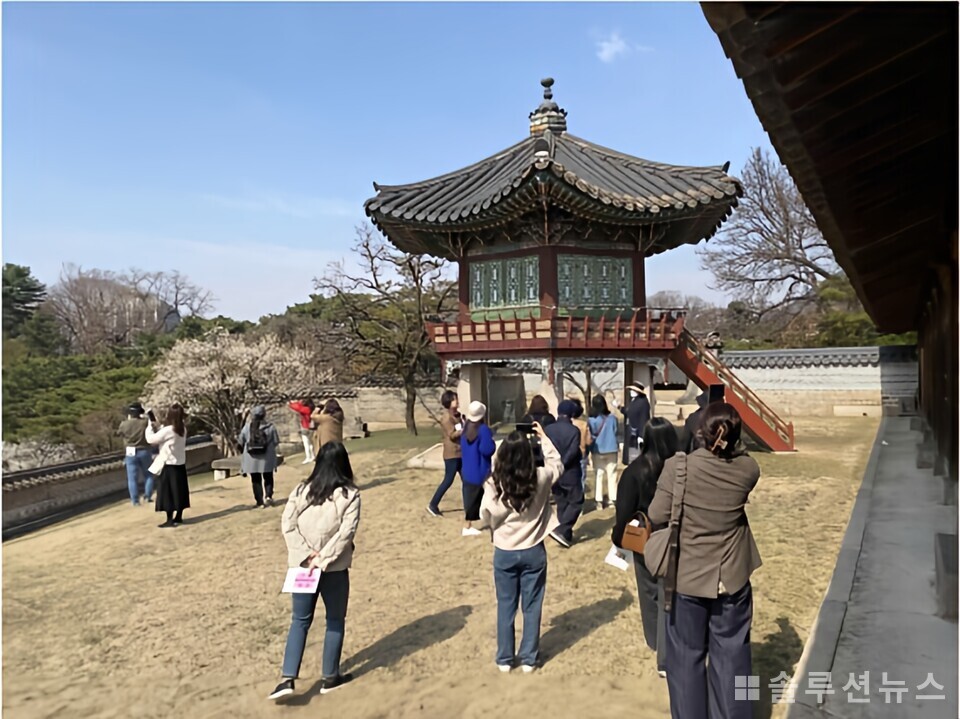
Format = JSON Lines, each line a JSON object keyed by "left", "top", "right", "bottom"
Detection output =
{"left": 458, "top": 258, "right": 470, "bottom": 322}
{"left": 540, "top": 248, "right": 558, "bottom": 319}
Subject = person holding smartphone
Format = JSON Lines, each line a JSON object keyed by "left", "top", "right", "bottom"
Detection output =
{"left": 480, "top": 421, "right": 563, "bottom": 672}
{"left": 428, "top": 391, "right": 463, "bottom": 517}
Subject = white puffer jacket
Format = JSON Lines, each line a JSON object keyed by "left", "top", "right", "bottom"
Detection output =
{"left": 281, "top": 484, "right": 360, "bottom": 572}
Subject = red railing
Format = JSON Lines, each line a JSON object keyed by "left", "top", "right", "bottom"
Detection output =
{"left": 427, "top": 308, "right": 686, "bottom": 355}
{"left": 672, "top": 329, "right": 795, "bottom": 451}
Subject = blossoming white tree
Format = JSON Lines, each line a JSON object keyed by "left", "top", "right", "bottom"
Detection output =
{"left": 144, "top": 328, "right": 325, "bottom": 453}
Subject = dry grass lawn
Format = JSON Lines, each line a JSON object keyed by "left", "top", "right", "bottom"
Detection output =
{"left": 2, "top": 417, "right": 879, "bottom": 719}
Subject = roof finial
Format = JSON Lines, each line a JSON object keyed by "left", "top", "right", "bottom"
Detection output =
{"left": 542, "top": 77, "right": 554, "bottom": 101}
{"left": 529, "top": 77, "right": 567, "bottom": 136}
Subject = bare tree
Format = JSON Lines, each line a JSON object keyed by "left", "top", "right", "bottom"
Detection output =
{"left": 314, "top": 224, "right": 456, "bottom": 434}
{"left": 698, "top": 148, "right": 839, "bottom": 322}
{"left": 647, "top": 290, "right": 724, "bottom": 335}
{"left": 47, "top": 265, "right": 214, "bottom": 354}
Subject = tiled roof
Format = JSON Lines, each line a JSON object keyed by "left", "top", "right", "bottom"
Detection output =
{"left": 365, "top": 80, "right": 742, "bottom": 259}
{"left": 721, "top": 346, "right": 917, "bottom": 370}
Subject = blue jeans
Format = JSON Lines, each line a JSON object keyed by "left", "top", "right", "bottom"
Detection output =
{"left": 430, "top": 458, "right": 461, "bottom": 510}
{"left": 580, "top": 457, "right": 589, "bottom": 492}
{"left": 281, "top": 570, "right": 349, "bottom": 679}
{"left": 493, "top": 543, "right": 547, "bottom": 666}
{"left": 124, "top": 449, "right": 155, "bottom": 505}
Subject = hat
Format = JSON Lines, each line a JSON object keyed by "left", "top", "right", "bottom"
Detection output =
{"left": 557, "top": 399, "right": 578, "bottom": 417}
{"left": 252, "top": 405, "right": 267, "bottom": 418}
{"left": 627, "top": 383, "right": 645, "bottom": 394}
{"left": 465, "top": 400, "right": 487, "bottom": 423}
{"left": 128, "top": 402, "right": 144, "bottom": 415}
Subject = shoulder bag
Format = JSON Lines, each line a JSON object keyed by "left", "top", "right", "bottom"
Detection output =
{"left": 643, "top": 451, "right": 688, "bottom": 612}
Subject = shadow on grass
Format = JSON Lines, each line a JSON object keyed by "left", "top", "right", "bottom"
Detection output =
{"left": 540, "top": 590, "right": 633, "bottom": 664}
{"left": 752, "top": 616, "right": 804, "bottom": 719}
{"left": 356, "top": 475, "right": 405, "bottom": 491}
{"left": 576, "top": 514, "right": 615, "bottom": 542}
{"left": 183, "top": 504, "right": 253, "bottom": 525}
{"left": 284, "top": 605, "right": 473, "bottom": 706}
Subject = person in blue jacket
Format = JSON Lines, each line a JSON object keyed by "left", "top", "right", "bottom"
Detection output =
{"left": 588, "top": 395, "right": 621, "bottom": 509}
{"left": 460, "top": 400, "right": 496, "bottom": 537}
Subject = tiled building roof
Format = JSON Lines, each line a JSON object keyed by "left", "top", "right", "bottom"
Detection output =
{"left": 365, "top": 79, "right": 742, "bottom": 259}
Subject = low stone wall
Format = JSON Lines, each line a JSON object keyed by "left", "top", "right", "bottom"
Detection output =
{"left": 2, "top": 442, "right": 221, "bottom": 533}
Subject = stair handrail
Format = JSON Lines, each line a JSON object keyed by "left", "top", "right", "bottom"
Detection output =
{"left": 680, "top": 329, "right": 793, "bottom": 441}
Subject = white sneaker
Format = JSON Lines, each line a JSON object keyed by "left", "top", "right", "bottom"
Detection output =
{"left": 521, "top": 665, "right": 536, "bottom": 674}
{"left": 658, "top": 670, "right": 667, "bottom": 679}
{"left": 497, "top": 664, "right": 511, "bottom": 673}
{"left": 301, "top": 458, "right": 312, "bottom": 465}
{"left": 461, "top": 527, "right": 482, "bottom": 537}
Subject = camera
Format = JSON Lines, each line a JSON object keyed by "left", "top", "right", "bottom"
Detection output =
{"left": 516, "top": 423, "right": 545, "bottom": 468}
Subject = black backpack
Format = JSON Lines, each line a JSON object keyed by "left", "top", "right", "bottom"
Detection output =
{"left": 247, "top": 422, "right": 269, "bottom": 455}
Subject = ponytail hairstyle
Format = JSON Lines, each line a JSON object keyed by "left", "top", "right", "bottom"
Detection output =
{"left": 698, "top": 402, "right": 743, "bottom": 460}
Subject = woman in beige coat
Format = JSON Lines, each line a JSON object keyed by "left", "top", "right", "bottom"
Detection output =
{"left": 269, "top": 441, "right": 360, "bottom": 701}
{"left": 311, "top": 399, "right": 344, "bottom": 456}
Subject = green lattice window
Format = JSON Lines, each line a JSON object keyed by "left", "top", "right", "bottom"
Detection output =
{"left": 469, "top": 256, "right": 540, "bottom": 320}
{"left": 557, "top": 255, "right": 632, "bottom": 312}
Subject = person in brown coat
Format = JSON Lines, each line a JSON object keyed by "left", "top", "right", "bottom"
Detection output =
{"left": 648, "top": 402, "right": 761, "bottom": 719}
{"left": 311, "top": 399, "right": 345, "bottom": 456}
{"left": 427, "top": 390, "right": 463, "bottom": 517}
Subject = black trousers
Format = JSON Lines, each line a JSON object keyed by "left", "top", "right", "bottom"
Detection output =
{"left": 664, "top": 582, "right": 753, "bottom": 719}
{"left": 632, "top": 553, "right": 666, "bottom": 671}
{"left": 462, "top": 482, "right": 483, "bottom": 521}
{"left": 251, "top": 472, "right": 275, "bottom": 505}
{"left": 552, "top": 474, "right": 584, "bottom": 542}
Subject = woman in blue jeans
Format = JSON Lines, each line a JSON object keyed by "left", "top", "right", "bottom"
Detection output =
{"left": 480, "top": 422, "right": 563, "bottom": 672}
{"left": 269, "top": 442, "right": 361, "bottom": 701}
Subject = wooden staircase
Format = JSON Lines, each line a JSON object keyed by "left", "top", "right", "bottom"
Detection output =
{"left": 671, "top": 329, "right": 796, "bottom": 452}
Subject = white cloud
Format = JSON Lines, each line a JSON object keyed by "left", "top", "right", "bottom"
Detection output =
{"left": 596, "top": 32, "right": 630, "bottom": 63}
{"left": 200, "top": 193, "right": 358, "bottom": 219}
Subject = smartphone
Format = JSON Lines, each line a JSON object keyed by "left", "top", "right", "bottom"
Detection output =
{"left": 708, "top": 384, "right": 725, "bottom": 404}
{"left": 147, "top": 409, "right": 157, "bottom": 422}
{"left": 516, "top": 422, "right": 535, "bottom": 435}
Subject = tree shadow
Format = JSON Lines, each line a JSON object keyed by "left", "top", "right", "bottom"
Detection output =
{"left": 752, "top": 616, "right": 804, "bottom": 719}
{"left": 539, "top": 590, "right": 633, "bottom": 664}
{"left": 576, "top": 515, "right": 615, "bottom": 542}
{"left": 284, "top": 605, "right": 473, "bottom": 706}
{"left": 182, "top": 504, "right": 251, "bottom": 524}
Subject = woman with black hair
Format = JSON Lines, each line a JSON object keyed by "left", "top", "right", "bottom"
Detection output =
{"left": 427, "top": 390, "right": 463, "bottom": 517}
{"left": 519, "top": 394, "right": 556, "bottom": 427}
{"left": 269, "top": 442, "right": 361, "bottom": 701}
{"left": 588, "top": 394, "right": 621, "bottom": 509}
{"left": 146, "top": 403, "right": 190, "bottom": 528}
{"left": 239, "top": 405, "right": 281, "bottom": 508}
{"left": 612, "top": 417, "right": 680, "bottom": 676}
{"left": 648, "top": 403, "right": 761, "bottom": 719}
{"left": 480, "top": 422, "right": 563, "bottom": 673}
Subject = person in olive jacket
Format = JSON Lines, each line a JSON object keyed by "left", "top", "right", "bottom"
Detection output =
{"left": 647, "top": 402, "right": 761, "bottom": 719}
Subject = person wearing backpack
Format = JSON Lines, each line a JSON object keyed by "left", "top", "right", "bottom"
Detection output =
{"left": 239, "top": 405, "right": 281, "bottom": 508}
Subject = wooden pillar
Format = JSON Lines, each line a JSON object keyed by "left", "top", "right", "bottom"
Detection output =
{"left": 458, "top": 258, "right": 470, "bottom": 321}
{"left": 632, "top": 254, "right": 647, "bottom": 308}
{"left": 540, "top": 248, "right": 558, "bottom": 319}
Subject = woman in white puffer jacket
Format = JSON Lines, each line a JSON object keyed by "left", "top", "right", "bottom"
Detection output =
{"left": 268, "top": 441, "right": 361, "bottom": 701}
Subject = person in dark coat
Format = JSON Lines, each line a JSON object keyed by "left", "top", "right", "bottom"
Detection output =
{"left": 239, "top": 405, "right": 281, "bottom": 508}
{"left": 520, "top": 395, "right": 556, "bottom": 427}
{"left": 612, "top": 417, "right": 679, "bottom": 676}
{"left": 544, "top": 400, "right": 584, "bottom": 548}
{"left": 622, "top": 383, "right": 652, "bottom": 464}
{"left": 682, "top": 393, "right": 708, "bottom": 453}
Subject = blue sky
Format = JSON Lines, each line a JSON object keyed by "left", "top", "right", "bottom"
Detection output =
{"left": 2, "top": 2, "right": 774, "bottom": 321}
